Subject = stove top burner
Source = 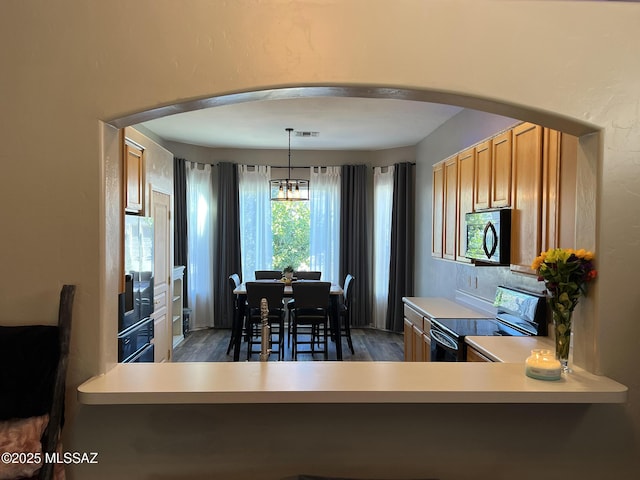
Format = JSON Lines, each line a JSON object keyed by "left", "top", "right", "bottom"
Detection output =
{"left": 431, "top": 317, "right": 531, "bottom": 339}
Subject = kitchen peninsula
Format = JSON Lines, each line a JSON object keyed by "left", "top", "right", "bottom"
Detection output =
{"left": 78, "top": 358, "right": 627, "bottom": 405}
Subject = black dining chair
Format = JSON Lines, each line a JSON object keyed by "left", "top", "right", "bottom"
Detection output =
{"left": 339, "top": 274, "right": 356, "bottom": 355}
{"left": 226, "top": 273, "right": 242, "bottom": 355}
{"left": 290, "top": 281, "right": 331, "bottom": 360}
{"left": 254, "top": 270, "right": 283, "bottom": 280}
{"left": 294, "top": 271, "right": 321, "bottom": 280}
{"left": 245, "top": 281, "right": 286, "bottom": 360}
{"left": 286, "top": 271, "right": 321, "bottom": 345}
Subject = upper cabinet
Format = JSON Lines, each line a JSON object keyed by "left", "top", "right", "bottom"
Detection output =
{"left": 510, "top": 122, "right": 544, "bottom": 274}
{"left": 542, "top": 128, "right": 578, "bottom": 253}
{"left": 474, "top": 140, "right": 492, "bottom": 210}
{"left": 432, "top": 122, "right": 577, "bottom": 273}
{"left": 443, "top": 155, "right": 458, "bottom": 261}
{"left": 474, "top": 132, "right": 512, "bottom": 211}
{"left": 124, "top": 142, "right": 144, "bottom": 214}
{"left": 432, "top": 161, "right": 444, "bottom": 258}
{"left": 490, "top": 131, "right": 512, "bottom": 208}
{"left": 456, "top": 147, "right": 475, "bottom": 263}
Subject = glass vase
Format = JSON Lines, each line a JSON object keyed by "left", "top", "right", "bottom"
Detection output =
{"left": 552, "top": 308, "right": 573, "bottom": 373}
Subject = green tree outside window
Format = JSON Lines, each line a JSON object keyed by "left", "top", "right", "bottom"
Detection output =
{"left": 271, "top": 201, "right": 310, "bottom": 271}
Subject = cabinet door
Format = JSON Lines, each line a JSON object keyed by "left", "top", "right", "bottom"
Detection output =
{"left": 511, "top": 123, "right": 543, "bottom": 274}
{"left": 432, "top": 162, "right": 444, "bottom": 258}
{"left": 124, "top": 143, "right": 144, "bottom": 213}
{"left": 557, "top": 132, "right": 578, "bottom": 249}
{"left": 542, "top": 129, "right": 578, "bottom": 252}
{"left": 151, "top": 188, "right": 172, "bottom": 361}
{"left": 403, "top": 318, "right": 414, "bottom": 362}
{"left": 491, "top": 131, "right": 512, "bottom": 208}
{"left": 421, "top": 331, "right": 432, "bottom": 361}
{"left": 474, "top": 140, "right": 491, "bottom": 210}
{"left": 443, "top": 156, "right": 458, "bottom": 260}
{"left": 466, "top": 346, "right": 492, "bottom": 362}
{"left": 413, "top": 324, "right": 424, "bottom": 362}
{"left": 541, "top": 128, "right": 561, "bottom": 252}
{"left": 152, "top": 306, "right": 169, "bottom": 363}
{"left": 457, "top": 147, "right": 475, "bottom": 262}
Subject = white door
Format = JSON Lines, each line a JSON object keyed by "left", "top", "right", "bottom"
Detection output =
{"left": 151, "top": 187, "right": 172, "bottom": 362}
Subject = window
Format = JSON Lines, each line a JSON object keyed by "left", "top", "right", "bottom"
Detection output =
{"left": 271, "top": 201, "right": 311, "bottom": 271}
{"left": 239, "top": 165, "right": 341, "bottom": 282}
{"left": 372, "top": 166, "right": 394, "bottom": 329}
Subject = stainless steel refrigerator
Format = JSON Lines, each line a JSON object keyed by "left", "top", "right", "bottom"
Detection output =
{"left": 118, "top": 215, "right": 154, "bottom": 362}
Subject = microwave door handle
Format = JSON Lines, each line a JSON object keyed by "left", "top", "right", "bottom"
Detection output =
{"left": 483, "top": 221, "right": 498, "bottom": 259}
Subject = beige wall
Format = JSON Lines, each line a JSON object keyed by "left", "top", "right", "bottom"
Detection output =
{"left": 2, "top": 1, "right": 639, "bottom": 478}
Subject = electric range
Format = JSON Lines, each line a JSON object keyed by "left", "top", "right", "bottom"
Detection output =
{"left": 429, "top": 285, "right": 547, "bottom": 362}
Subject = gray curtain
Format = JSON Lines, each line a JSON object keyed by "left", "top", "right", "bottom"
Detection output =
{"left": 386, "top": 162, "right": 415, "bottom": 332}
{"left": 339, "top": 165, "right": 371, "bottom": 327}
{"left": 213, "top": 162, "right": 242, "bottom": 328}
{"left": 173, "top": 157, "right": 188, "bottom": 307}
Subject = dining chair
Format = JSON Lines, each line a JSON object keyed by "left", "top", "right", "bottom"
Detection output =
{"left": 286, "top": 271, "right": 320, "bottom": 345}
{"left": 290, "top": 281, "right": 331, "bottom": 360}
{"left": 254, "top": 270, "right": 283, "bottom": 280}
{"left": 226, "top": 273, "right": 242, "bottom": 355}
{"left": 294, "top": 271, "right": 321, "bottom": 280}
{"left": 339, "top": 274, "right": 356, "bottom": 355}
{"left": 245, "top": 281, "right": 286, "bottom": 360}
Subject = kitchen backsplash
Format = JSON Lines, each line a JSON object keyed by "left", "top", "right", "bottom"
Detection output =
{"left": 455, "top": 262, "right": 546, "bottom": 304}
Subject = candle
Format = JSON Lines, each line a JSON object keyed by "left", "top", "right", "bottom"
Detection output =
{"left": 525, "top": 349, "right": 562, "bottom": 381}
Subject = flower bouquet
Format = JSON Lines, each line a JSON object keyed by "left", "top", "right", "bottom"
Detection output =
{"left": 282, "top": 265, "right": 294, "bottom": 284}
{"left": 531, "top": 248, "right": 597, "bottom": 372}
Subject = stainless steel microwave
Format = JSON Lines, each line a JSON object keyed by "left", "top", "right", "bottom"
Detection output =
{"left": 465, "top": 209, "right": 511, "bottom": 265}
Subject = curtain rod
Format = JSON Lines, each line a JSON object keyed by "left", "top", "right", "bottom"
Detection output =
{"left": 178, "top": 159, "right": 415, "bottom": 169}
{"left": 370, "top": 162, "right": 416, "bottom": 169}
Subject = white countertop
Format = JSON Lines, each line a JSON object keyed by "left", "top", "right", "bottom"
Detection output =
{"left": 402, "top": 296, "right": 492, "bottom": 319}
{"left": 466, "top": 335, "right": 556, "bottom": 363}
{"left": 78, "top": 297, "right": 628, "bottom": 406}
{"left": 77, "top": 361, "right": 627, "bottom": 405}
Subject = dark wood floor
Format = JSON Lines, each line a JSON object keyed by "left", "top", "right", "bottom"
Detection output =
{"left": 173, "top": 326, "right": 404, "bottom": 362}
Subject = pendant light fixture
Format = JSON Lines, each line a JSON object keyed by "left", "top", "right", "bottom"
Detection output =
{"left": 270, "top": 128, "right": 309, "bottom": 201}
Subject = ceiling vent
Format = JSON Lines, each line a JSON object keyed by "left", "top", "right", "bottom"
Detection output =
{"left": 295, "top": 131, "right": 319, "bottom": 138}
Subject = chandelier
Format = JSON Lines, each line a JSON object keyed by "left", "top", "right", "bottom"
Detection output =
{"left": 270, "top": 128, "right": 309, "bottom": 201}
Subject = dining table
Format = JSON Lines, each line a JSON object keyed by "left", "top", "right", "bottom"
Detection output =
{"left": 232, "top": 280, "right": 344, "bottom": 361}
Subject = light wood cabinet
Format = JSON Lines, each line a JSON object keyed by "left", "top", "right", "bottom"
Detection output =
{"left": 421, "top": 318, "right": 432, "bottom": 362}
{"left": 403, "top": 305, "right": 431, "bottom": 362}
{"left": 491, "top": 131, "right": 512, "bottom": 208}
{"left": 432, "top": 161, "right": 444, "bottom": 258}
{"left": 443, "top": 156, "right": 458, "bottom": 260}
{"left": 474, "top": 132, "right": 511, "bottom": 211}
{"left": 541, "top": 128, "right": 577, "bottom": 252}
{"left": 456, "top": 147, "right": 475, "bottom": 262}
{"left": 510, "top": 122, "right": 543, "bottom": 274}
{"left": 403, "top": 318, "right": 414, "bottom": 362}
{"left": 541, "top": 128, "right": 560, "bottom": 252}
{"left": 474, "top": 140, "right": 492, "bottom": 210}
{"left": 467, "top": 346, "right": 492, "bottom": 362}
{"left": 413, "top": 324, "right": 425, "bottom": 362}
{"left": 432, "top": 122, "right": 576, "bottom": 270}
{"left": 124, "top": 142, "right": 144, "bottom": 214}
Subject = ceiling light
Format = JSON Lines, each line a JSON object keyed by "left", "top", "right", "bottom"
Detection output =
{"left": 270, "top": 128, "right": 309, "bottom": 201}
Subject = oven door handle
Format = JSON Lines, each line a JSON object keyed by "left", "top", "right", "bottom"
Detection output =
{"left": 430, "top": 329, "right": 459, "bottom": 352}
